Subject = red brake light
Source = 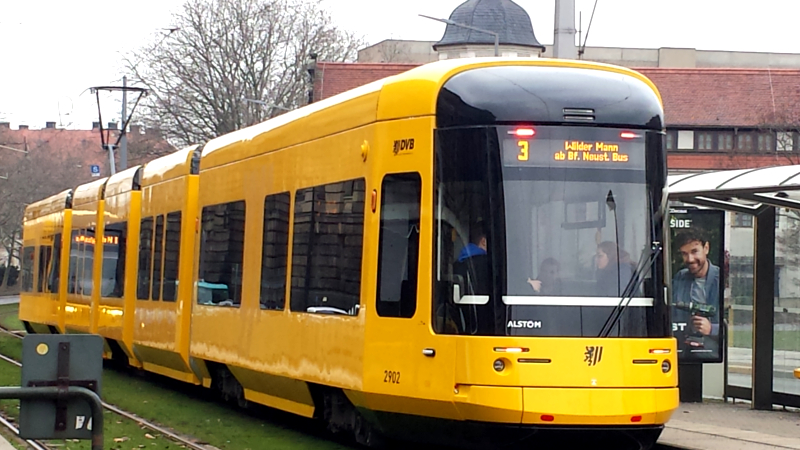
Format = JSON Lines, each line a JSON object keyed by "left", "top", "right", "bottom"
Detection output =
{"left": 514, "top": 128, "right": 536, "bottom": 137}
{"left": 620, "top": 131, "right": 639, "bottom": 139}
{"left": 631, "top": 415, "right": 643, "bottom": 423}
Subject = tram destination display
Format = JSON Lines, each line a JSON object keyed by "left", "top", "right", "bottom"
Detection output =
{"left": 669, "top": 208, "right": 725, "bottom": 364}
{"left": 501, "top": 126, "right": 645, "bottom": 170}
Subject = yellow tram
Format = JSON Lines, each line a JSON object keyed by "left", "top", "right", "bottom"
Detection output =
{"left": 20, "top": 58, "right": 678, "bottom": 449}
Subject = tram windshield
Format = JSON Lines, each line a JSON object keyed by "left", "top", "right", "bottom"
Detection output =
{"left": 433, "top": 126, "right": 666, "bottom": 338}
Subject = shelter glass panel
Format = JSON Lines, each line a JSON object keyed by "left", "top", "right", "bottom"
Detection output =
{"left": 727, "top": 224, "right": 754, "bottom": 391}
{"left": 774, "top": 211, "right": 800, "bottom": 396}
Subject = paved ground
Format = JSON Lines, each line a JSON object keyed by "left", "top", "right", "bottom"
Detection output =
{"left": 728, "top": 346, "right": 800, "bottom": 395}
{"left": 660, "top": 400, "right": 800, "bottom": 450}
{"left": 0, "top": 296, "right": 18, "bottom": 305}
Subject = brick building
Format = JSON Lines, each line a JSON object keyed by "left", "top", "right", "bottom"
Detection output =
{"left": 0, "top": 121, "right": 174, "bottom": 180}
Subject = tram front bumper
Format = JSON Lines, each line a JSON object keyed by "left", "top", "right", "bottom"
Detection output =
{"left": 452, "top": 385, "right": 678, "bottom": 426}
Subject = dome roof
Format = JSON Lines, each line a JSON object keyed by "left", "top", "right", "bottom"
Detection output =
{"left": 433, "top": 0, "right": 545, "bottom": 50}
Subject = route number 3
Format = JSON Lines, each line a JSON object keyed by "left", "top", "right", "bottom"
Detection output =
{"left": 517, "top": 140, "right": 529, "bottom": 161}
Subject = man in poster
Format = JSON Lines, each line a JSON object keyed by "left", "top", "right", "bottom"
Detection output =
{"left": 672, "top": 229, "right": 721, "bottom": 359}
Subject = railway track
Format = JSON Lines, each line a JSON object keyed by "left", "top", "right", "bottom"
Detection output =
{"left": 0, "top": 326, "right": 212, "bottom": 450}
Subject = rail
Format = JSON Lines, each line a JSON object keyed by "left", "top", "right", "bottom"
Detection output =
{"left": 0, "top": 386, "right": 103, "bottom": 450}
{"left": 0, "top": 326, "right": 209, "bottom": 450}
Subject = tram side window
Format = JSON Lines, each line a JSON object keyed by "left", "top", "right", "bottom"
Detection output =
{"left": 151, "top": 215, "right": 165, "bottom": 301}
{"left": 433, "top": 128, "right": 495, "bottom": 335}
{"left": 20, "top": 246, "right": 35, "bottom": 292}
{"left": 102, "top": 223, "right": 126, "bottom": 298}
{"left": 376, "top": 173, "right": 421, "bottom": 318}
{"left": 48, "top": 233, "right": 62, "bottom": 294}
{"left": 67, "top": 230, "right": 82, "bottom": 295}
{"left": 80, "top": 229, "right": 95, "bottom": 296}
{"left": 36, "top": 244, "right": 52, "bottom": 293}
{"left": 290, "top": 179, "right": 365, "bottom": 316}
{"left": 162, "top": 212, "right": 182, "bottom": 302}
{"left": 198, "top": 201, "right": 245, "bottom": 307}
{"left": 260, "top": 193, "right": 290, "bottom": 310}
{"left": 137, "top": 217, "right": 154, "bottom": 300}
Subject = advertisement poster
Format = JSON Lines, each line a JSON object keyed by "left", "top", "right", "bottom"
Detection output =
{"left": 669, "top": 208, "right": 725, "bottom": 364}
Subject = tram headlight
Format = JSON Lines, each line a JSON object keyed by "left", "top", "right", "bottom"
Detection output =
{"left": 661, "top": 359, "right": 672, "bottom": 373}
{"left": 493, "top": 359, "right": 506, "bottom": 372}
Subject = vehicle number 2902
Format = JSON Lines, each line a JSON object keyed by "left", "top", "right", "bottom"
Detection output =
{"left": 383, "top": 370, "right": 401, "bottom": 384}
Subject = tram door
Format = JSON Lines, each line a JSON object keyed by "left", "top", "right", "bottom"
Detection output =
{"left": 371, "top": 173, "right": 459, "bottom": 419}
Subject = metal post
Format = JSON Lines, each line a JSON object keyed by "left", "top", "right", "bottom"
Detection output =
{"left": 0, "top": 386, "right": 103, "bottom": 450}
{"left": 752, "top": 206, "right": 775, "bottom": 410}
{"left": 120, "top": 76, "right": 127, "bottom": 171}
{"left": 107, "top": 145, "right": 117, "bottom": 176}
{"left": 494, "top": 34, "right": 499, "bottom": 57}
{"left": 678, "top": 364, "right": 703, "bottom": 402}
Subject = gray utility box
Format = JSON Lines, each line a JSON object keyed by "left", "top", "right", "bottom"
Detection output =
{"left": 19, "top": 334, "right": 103, "bottom": 440}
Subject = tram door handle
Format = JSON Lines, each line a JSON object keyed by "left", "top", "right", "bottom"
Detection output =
{"left": 422, "top": 348, "right": 436, "bottom": 357}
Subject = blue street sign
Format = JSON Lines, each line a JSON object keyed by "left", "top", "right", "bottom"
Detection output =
{"left": 90, "top": 165, "right": 100, "bottom": 177}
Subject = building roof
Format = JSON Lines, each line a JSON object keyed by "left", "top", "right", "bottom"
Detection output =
{"left": 637, "top": 68, "right": 800, "bottom": 128}
{"left": 434, "top": 0, "right": 545, "bottom": 50}
{"left": 0, "top": 125, "right": 175, "bottom": 184}
{"left": 313, "top": 62, "right": 419, "bottom": 104}
{"left": 312, "top": 63, "right": 800, "bottom": 129}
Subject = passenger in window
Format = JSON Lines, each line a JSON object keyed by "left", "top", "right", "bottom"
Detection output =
{"left": 595, "top": 241, "right": 633, "bottom": 296}
{"left": 527, "top": 257, "right": 562, "bottom": 295}
{"left": 453, "top": 222, "right": 490, "bottom": 296}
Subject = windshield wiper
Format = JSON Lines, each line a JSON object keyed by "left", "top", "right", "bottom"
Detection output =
{"left": 597, "top": 189, "right": 663, "bottom": 337}
{"left": 597, "top": 241, "right": 662, "bottom": 337}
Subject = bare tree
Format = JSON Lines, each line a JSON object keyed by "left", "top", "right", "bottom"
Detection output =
{"left": 126, "top": 0, "right": 364, "bottom": 147}
{"left": 757, "top": 110, "right": 800, "bottom": 164}
{"left": 379, "top": 40, "right": 409, "bottom": 63}
{"left": 0, "top": 134, "right": 84, "bottom": 289}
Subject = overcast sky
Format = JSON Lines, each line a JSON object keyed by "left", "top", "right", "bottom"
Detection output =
{"left": 2, "top": 0, "right": 800, "bottom": 130}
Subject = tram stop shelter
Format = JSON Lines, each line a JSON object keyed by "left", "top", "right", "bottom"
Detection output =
{"left": 668, "top": 165, "right": 800, "bottom": 410}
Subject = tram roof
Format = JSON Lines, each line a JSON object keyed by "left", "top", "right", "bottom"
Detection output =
{"left": 23, "top": 189, "right": 73, "bottom": 222}
{"left": 72, "top": 177, "right": 108, "bottom": 207}
{"left": 200, "top": 58, "right": 661, "bottom": 170}
{"left": 105, "top": 165, "right": 142, "bottom": 198}
{"left": 668, "top": 165, "right": 800, "bottom": 213}
{"left": 140, "top": 145, "right": 200, "bottom": 186}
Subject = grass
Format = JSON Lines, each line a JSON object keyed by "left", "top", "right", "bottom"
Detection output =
{"left": 0, "top": 304, "right": 357, "bottom": 450}
{"left": 0, "top": 304, "right": 24, "bottom": 332}
{"left": 730, "top": 330, "right": 800, "bottom": 351}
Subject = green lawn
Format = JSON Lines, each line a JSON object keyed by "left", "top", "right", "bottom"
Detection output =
{"left": 0, "top": 304, "right": 23, "bottom": 333}
{"left": 730, "top": 330, "right": 800, "bottom": 351}
{"left": 0, "top": 304, "right": 356, "bottom": 450}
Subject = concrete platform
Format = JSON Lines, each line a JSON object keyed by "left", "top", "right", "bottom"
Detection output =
{"left": 660, "top": 400, "right": 800, "bottom": 450}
